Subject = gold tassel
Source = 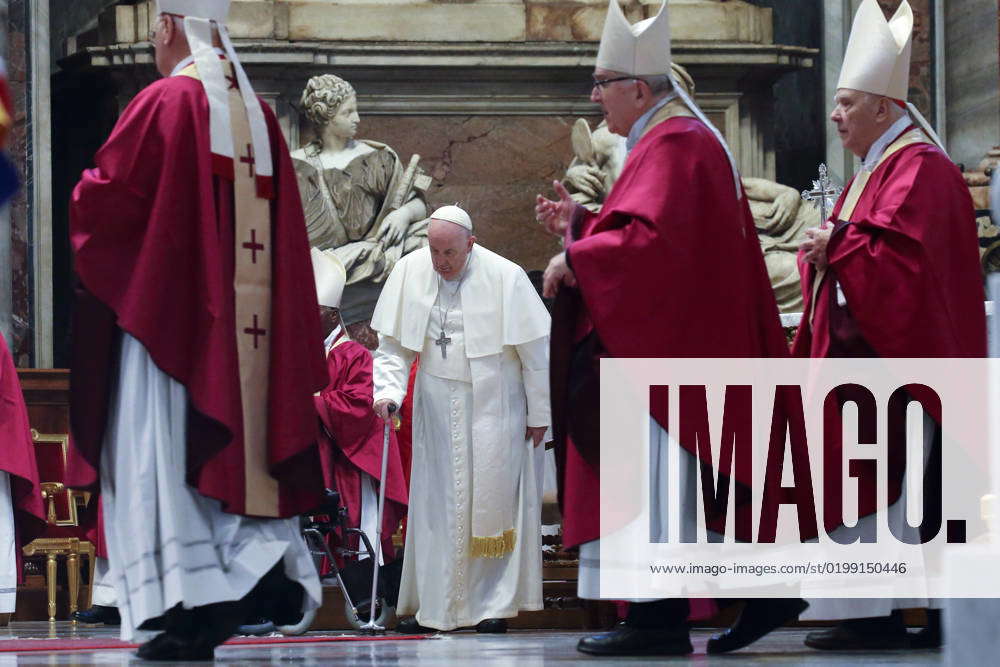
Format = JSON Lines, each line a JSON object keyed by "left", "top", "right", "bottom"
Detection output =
{"left": 470, "top": 529, "right": 516, "bottom": 559}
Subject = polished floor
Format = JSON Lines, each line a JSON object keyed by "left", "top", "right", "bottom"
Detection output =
{"left": 0, "top": 622, "right": 945, "bottom": 665}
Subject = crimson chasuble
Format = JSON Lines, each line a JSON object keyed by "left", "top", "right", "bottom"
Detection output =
{"left": 792, "top": 128, "right": 986, "bottom": 532}
{"left": 66, "top": 71, "right": 329, "bottom": 518}
{"left": 315, "top": 336, "right": 408, "bottom": 560}
{"left": 0, "top": 336, "right": 46, "bottom": 577}
{"left": 552, "top": 114, "right": 788, "bottom": 549}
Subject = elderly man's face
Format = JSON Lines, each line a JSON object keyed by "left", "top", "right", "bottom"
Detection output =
{"left": 327, "top": 95, "right": 360, "bottom": 140}
{"left": 590, "top": 68, "right": 644, "bottom": 137}
{"left": 428, "top": 219, "right": 475, "bottom": 281}
{"left": 830, "top": 88, "right": 890, "bottom": 158}
{"left": 318, "top": 305, "right": 340, "bottom": 338}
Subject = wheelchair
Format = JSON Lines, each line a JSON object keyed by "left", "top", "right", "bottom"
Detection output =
{"left": 272, "top": 488, "right": 400, "bottom": 635}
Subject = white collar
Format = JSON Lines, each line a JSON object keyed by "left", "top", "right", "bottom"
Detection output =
{"left": 862, "top": 114, "right": 911, "bottom": 172}
{"left": 626, "top": 91, "right": 679, "bottom": 153}
{"left": 323, "top": 325, "right": 342, "bottom": 352}
{"left": 170, "top": 47, "right": 226, "bottom": 77}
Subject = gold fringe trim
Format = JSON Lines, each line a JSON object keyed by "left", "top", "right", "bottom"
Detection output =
{"left": 470, "top": 529, "right": 516, "bottom": 559}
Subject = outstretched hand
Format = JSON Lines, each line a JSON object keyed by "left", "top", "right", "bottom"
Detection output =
{"left": 535, "top": 180, "right": 577, "bottom": 237}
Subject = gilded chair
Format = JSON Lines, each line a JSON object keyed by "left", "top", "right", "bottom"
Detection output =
{"left": 21, "top": 429, "right": 96, "bottom": 622}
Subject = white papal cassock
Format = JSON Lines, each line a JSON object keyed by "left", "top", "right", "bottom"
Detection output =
{"left": 372, "top": 245, "right": 550, "bottom": 630}
{"left": 99, "top": 334, "right": 321, "bottom": 641}
{"left": 0, "top": 473, "right": 16, "bottom": 613}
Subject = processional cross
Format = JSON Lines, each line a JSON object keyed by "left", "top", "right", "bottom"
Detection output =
{"left": 435, "top": 331, "right": 452, "bottom": 359}
{"left": 801, "top": 163, "right": 843, "bottom": 229}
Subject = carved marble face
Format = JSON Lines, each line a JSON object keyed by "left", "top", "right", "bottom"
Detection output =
{"left": 325, "top": 95, "right": 360, "bottom": 141}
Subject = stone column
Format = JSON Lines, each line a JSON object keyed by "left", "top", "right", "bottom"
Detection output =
{"left": 945, "top": 0, "right": 1000, "bottom": 170}
{"left": 0, "top": 0, "right": 10, "bottom": 349}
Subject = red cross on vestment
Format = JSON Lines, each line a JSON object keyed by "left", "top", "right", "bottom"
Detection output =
{"left": 239, "top": 143, "right": 255, "bottom": 178}
{"left": 242, "top": 229, "right": 265, "bottom": 264}
{"left": 226, "top": 73, "right": 238, "bottom": 90}
{"left": 243, "top": 314, "right": 267, "bottom": 349}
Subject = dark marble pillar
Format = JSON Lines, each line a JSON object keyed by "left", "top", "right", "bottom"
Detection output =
{"left": 5, "top": 0, "right": 33, "bottom": 366}
{"left": 877, "top": 0, "right": 935, "bottom": 122}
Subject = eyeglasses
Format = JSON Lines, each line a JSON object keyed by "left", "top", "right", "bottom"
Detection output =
{"left": 592, "top": 75, "right": 638, "bottom": 90}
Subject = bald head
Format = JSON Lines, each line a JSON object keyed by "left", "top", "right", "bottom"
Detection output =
{"left": 428, "top": 218, "right": 476, "bottom": 280}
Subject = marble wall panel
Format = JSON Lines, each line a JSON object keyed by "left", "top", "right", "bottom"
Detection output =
{"left": 877, "top": 0, "right": 933, "bottom": 122}
{"left": 5, "top": 0, "right": 33, "bottom": 366}
{"left": 324, "top": 115, "right": 579, "bottom": 272}
{"left": 946, "top": 0, "right": 1000, "bottom": 169}
{"left": 286, "top": 2, "right": 527, "bottom": 42}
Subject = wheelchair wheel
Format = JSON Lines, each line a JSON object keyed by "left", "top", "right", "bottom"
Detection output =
{"left": 275, "top": 607, "right": 317, "bottom": 636}
{"left": 344, "top": 598, "right": 395, "bottom": 631}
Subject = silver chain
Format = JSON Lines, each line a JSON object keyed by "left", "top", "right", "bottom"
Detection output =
{"left": 436, "top": 255, "right": 473, "bottom": 338}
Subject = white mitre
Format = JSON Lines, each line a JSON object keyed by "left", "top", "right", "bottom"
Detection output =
{"left": 156, "top": 0, "right": 275, "bottom": 192}
{"left": 430, "top": 205, "right": 473, "bottom": 231}
{"left": 596, "top": 0, "right": 670, "bottom": 76}
{"left": 838, "top": 0, "right": 912, "bottom": 102}
{"left": 837, "top": 0, "right": 944, "bottom": 150}
{"left": 594, "top": 0, "right": 742, "bottom": 198}
{"left": 311, "top": 248, "right": 347, "bottom": 309}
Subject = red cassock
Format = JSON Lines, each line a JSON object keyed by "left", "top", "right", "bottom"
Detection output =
{"left": 315, "top": 336, "right": 408, "bottom": 560}
{"left": 0, "top": 336, "right": 46, "bottom": 579}
{"left": 551, "top": 116, "right": 788, "bottom": 549}
{"left": 66, "top": 73, "right": 329, "bottom": 518}
{"left": 792, "top": 131, "right": 986, "bottom": 530}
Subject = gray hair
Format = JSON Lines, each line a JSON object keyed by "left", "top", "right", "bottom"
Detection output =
{"left": 300, "top": 74, "right": 356, "bottom": 127}
{"left": 637, "top": 73, "right": 674, "bottom": 96}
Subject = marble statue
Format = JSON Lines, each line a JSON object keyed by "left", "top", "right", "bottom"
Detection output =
{"left": 742, "top": 178, "right": 818, "bottom": 312}
{"left": 560, "top": 63, "right": 813, "bottom": 313}
{"left": 292, "top": 74, "right": 431, "bottom": 324}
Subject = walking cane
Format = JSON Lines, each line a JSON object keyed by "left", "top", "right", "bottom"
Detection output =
{"left": 360, "top": 402, "right": 398, "bottom": 634}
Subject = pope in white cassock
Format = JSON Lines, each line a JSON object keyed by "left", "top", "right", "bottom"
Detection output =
{"left": 371, "top": 205, "right": 551, "bottom": 633}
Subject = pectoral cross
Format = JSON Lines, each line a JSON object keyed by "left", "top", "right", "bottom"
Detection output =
{"left": 801, "top": 163, "right": 843, "bottom": 229}
{"left": 435, "top": 330, "right": 452, "bottom": 359}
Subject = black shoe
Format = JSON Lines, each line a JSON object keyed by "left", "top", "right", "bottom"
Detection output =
{"left": 804, "top": 616, "right": 911, "bottom": 651}
{"left": 396, "top": 616, "right": 435, "bottom": 634}
{"left": 135, "top": 632, "right": 214, "bottom": 661}
{"left": 475, "top": 618, "right": 507, "bottom": 633}
{"left": 576, "top": 625, "right": 693, "bottom": 656}
{"left": 909, "top": 609, "right": 942, "bottom": 649}
{"left": 707, "top": 598, "right": 809, "bottom": 654}
{"left": 72, "top": 605, "right": 121, "bottom": 626}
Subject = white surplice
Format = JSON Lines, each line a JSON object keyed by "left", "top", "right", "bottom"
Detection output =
{"left": 0, "top": 472, "right": 16, "bottom": 613}
{"left": 372, "top": 250, "right": 550, "bottom": 630}
{"left": 100, "top": 333, "right": 321, "bottom": 641}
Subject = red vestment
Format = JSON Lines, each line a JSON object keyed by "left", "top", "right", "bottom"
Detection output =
{"left": 315, "top": 335, "right": 408, "bottom": 560}
{"left": 552, "top": 116, "right": 788, "bottom": 548}
{"left": 67, "top": 72, "right": 329, "bottom": 518}
{"left": 0, "top": 336, "right": 46, "bottom": 578}
{"left": 792, "top": 131, "right": 986, "bottom": 528}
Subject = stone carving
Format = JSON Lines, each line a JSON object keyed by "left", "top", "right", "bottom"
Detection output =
{"left": 292, "top": 74, "right": 431, "bottom": 324}
{"left": 961, "top": 146, "right": 1000, "bottom": 274}
{"left": 561, "top": 63, "right": 813, "bottom": 312}
{"left": 743, "top": 178, "right": 818, "bottom": 312}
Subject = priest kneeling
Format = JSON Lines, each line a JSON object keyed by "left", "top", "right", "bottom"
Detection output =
{"left": 372, "top": 205, "right": 550, "bottom": 633}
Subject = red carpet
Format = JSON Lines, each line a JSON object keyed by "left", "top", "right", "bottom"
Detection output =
{"left": 0, "top": 634, "right": 432, "bottom": 653}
